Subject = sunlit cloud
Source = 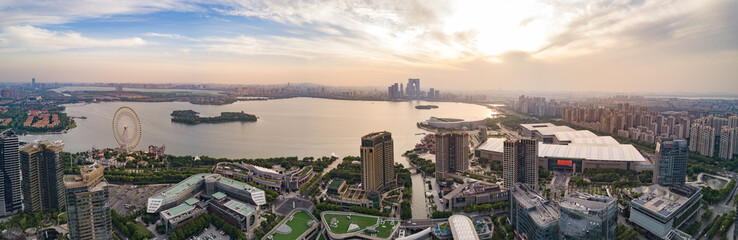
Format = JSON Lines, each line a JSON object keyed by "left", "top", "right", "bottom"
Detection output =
{"left": 0, "top": 0, "right": 735, "bottom": 93}
{"left": 0, "top": 25, "right": 146, "bottom": 52}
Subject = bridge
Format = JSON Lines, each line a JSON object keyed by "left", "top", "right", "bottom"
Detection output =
{"left": 400, "top": 209, "right": 510, "bottom": 229}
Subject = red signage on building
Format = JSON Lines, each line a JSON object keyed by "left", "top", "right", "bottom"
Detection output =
{"left": 557, "top": 160, "right": 573, "bottom": 166}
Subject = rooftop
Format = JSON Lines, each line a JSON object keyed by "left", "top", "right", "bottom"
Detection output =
{"left": 217, "top": 176, "right": 264, "bottom": 193}
{"left": 631, "top": 184, "right": 701, "bottom": 219}
{"left": 211, "top": 192, "right": 227, "bottom": 200}
{"left": 538, "top": 143, "right": 646, "bottom": 162}
{"left": 223, "top": 199, "right": 256, "bottom": 217}
{"left": 560, "top": 193, "right": 616, "bottom": 212}
{"left": 250, "top": 164, "right": 280, "bottom": 175}
{"left": 478, "top": 139, "right": 647, "bottom": 162}
{"left": 150, "top": 173, "right": 213, "bottom": 200}
{"left": 327, "top": 179, "right": 345, "bottom": 191}
{"left": 570, "top": 136, "right": 620, "bottom": 146}
{"left": 449, "top": 215, "right": 480, "bottom": 240}
{"left": 552, "top": 130, "right": 597, "bottom": 142}
{"left": 271, "top": 210, "right": 318, "bottom": 240}
{"left": 535, "top": 126, "right": 576, "bottom": 136}
{"left": 477, "top": 138, "right": 505, "bottom": 153}
{"left": 443, "top": 182, "right": 505, "bottom": 200}
{"left": 511, "top": 183, "right": 559, "bottom": 227}
{"left": 161, "top": 203, "right": 195, "bottom": 220}
{"left": 321, "top": 211, "right": 398, "bottom": 239}
{"left": 520, "top": 123, "right": 556, "bottom": 131}
{"left": 184, "top": 198, "right": 199, "bottom": 206}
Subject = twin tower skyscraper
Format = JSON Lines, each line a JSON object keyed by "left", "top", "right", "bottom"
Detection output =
{"left": 0, "top": 129, "right": 65, "bottom": 217}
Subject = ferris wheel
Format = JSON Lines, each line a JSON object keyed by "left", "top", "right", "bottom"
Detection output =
{"left": 112, "top": 106, "right": 141, "bottom": 151}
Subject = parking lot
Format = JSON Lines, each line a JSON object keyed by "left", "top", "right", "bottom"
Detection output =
{"left": 109, "top": 184, "right": 172, "bottom": 214}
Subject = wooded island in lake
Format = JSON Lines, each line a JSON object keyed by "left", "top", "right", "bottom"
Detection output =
{"left": 170, "top": 110, "right": 257, "bottom": 124}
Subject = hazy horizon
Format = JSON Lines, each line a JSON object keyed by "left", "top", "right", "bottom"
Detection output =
{"left": 1, "top": 0, "right": 736, "bottom": 93}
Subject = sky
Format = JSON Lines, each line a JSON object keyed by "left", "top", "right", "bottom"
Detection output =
{"left": 0, "top": 0, "right": 736, "bottom": 93}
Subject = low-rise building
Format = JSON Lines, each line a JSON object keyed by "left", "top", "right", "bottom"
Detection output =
{"left": 629, "top": 184, "right": 702, "bottom": 239}
{"left": 206, "top": 192, "right": 258, "bottom": 232}
{"left": 324, "top": 179, "right": 378, "bottom": 209}
{"left": 160, "top": 198, "right": 205, "bottom": 233}
{"left": 147, "top": 173, "right": 265, "bottom": 213}
{"left": 215, "top": 163, "right": 315, "bottom": 192}
{"left": 442, "top": 181, "right": 507, "bottom": 210}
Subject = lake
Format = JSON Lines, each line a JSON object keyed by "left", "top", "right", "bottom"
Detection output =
{"left": 22, "top": 97, "right": 494, "bottom": 161}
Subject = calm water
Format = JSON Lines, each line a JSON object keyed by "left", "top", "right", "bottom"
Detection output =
{"left": 23, "top": 97, "right": 493, "bottom": 160}
{"left": 22, "top": 97, "right": 494, "bottom": 219}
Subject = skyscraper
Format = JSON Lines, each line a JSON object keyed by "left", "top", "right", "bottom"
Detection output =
{"left": 0, "top": 129, "right": 22, "bottom": 217}
{"left": 719, "top": 127, "right": 737, "bottom": 160}
{"left": 435, "top": 132, "right": 470, "bottom": 179}
{"left": 509, "top": 183, "right": 559, "bottom": 240}
{"left": 21, "top": 141, "right": 66, "bottom": 212}
{"left": 559, "top": 193, "right": 618, "bottom": 240}
{"left": 65, "top": 163, "right": 112, "bottom": 240}
{"left": 405, "top": 78, "right": 420, "bottom": 99}
{"left": 653, "top": 137, "right": 688, "bottom": 186}
{"left": 361, "top": 131, "right": 396, "bottom": 192}
{"left": 503, "top": 138, "right": 538, "bottom": 188}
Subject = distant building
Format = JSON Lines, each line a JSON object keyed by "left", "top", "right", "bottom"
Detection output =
{"left": 629, "top": 184, "right": 702, "bottom": 239}
{"left": 361, "top": 131, "right": 396, "bottom": 193}
{"left": 435, "top": 132, "right": 470, "bottom": 179}
{"left": 719, "top": 127, "right": 737, "bottom": 160}
{"left": 31, "top": 78, "right": 35, "bottom": 88}
{"left": 406, "top": 78, "right": 420, "bottom": 99}
{"left": 510, "top": 183, "right": 559, "bottom": 240}
{"left": 64, "top": 164, "right": 112, "bottom": 240}
{"left": 0, "top": 129, "right": 22, "bottom": 217}
{"left": 503, "top": 138, "right": 538, "bottom": 188}
{"left": 442, "top": 181, "right": 507, "bottom": 210}
{"left": 21, "top": 141, "right": 66, "bottom": 212}
{"left": 689, "top": 123, "right": 715, "bottom": 157}
{"left": 653, "top": 137, "right": 688, "bottom": 186}
{"left": 559, "top": 193, "right": 617, "bottom": 240}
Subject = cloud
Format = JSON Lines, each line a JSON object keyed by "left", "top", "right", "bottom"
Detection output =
{"left": 143, "top": 32, "right": 187, "bottom": 39}
{"left": 0, "top": 25, "right": 146, "bottom": 52}
{"left": 0, "top": 0, "right": 203, "bottom": 26}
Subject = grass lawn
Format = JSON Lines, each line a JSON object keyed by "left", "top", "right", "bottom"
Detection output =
{"left": 324, "top": 213, "right": 378, "bottom": 234}
{"left": 272, "top": 211, "right": 313, "bottom": 240}
{"left": 374, "top": 220, "right": 398, "bottom": 238}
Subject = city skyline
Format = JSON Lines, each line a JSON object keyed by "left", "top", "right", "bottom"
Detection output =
{"left": 0, "top": 0, "right": 736, "bottom": 93}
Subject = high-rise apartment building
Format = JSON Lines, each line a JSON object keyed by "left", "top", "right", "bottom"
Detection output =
{"left": 0, "top": 130, "right": 22, "bottom": 217}
{"left": 653, "top": 137, "right": 688, "bottom": 186}
{"left": 65, "top": 163, "right": 112, "bottom": 240}
{"left": 689, "top": 123, "right": 715, "bottom": 157}
{"left": 435, "top": 132, "right": 470, "bottom": 179}
{"left": 503, "top": 138, "right": 538, "bottom": 188}
{"left": 559, "top": 193, "right": 618, "bottom": 240}
{"left": 361, "top": 132, "right": 396, "bottom": 193}
{"left": 21, "top": 141, "right": 66, "bottom": 212}
{"left": 719, "top": 127, "right": 737, "bottom": 160}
